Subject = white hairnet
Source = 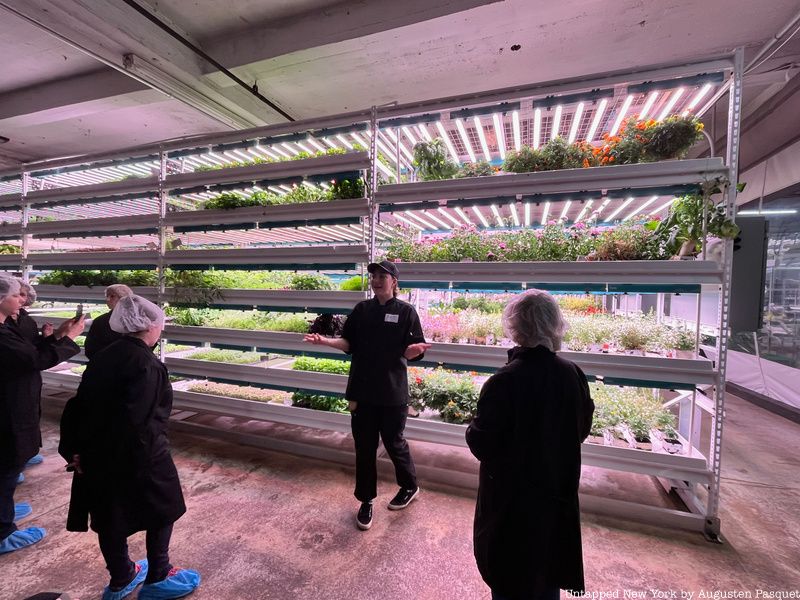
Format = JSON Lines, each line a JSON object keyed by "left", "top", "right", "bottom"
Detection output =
{"left": 19, "top": 280, "right": 36, "bottom": 306}
{"left": 0, "top": 275, "right": 21, "bottom": 303}
{"left": 502, "top": 289, "right": 568, "bottom": 352}
{"left": 105, "top": 284, "right": 133, "bottom": 299}
{"left": 110, "top": 295, "right": 165, "bottom": 334}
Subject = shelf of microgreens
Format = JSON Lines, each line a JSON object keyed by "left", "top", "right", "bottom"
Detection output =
{"left": 5, "top": 51, "right": 744, "bottom": 534}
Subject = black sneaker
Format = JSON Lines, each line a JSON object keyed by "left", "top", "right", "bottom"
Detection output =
{"left": 356, "top": 502, "right": 373, "bottom": 530}
{"left": 388, "top": 486, "right": 419, "bottom": 510}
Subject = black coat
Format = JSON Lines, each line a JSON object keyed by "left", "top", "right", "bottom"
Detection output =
{"left": 466, "top": 346, "right": 594, "bottom": 597}
{"left": 84, "top": 311, "right": 122, "bottom": 360}
{"left": 0, "top": 324, "right": 80, "bottom": 470}
{"left": 5, "top": 309, "right": 41, "bottom": 344}
{"left": 59, "top": 336, "right": 186, "bottom": 534}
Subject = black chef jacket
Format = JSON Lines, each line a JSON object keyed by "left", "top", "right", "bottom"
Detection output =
{"left": 84, "top": 311, "right": 122, "bottom": 360}
{"left": 341, "top": 296, "right": 426, "bottom": 406}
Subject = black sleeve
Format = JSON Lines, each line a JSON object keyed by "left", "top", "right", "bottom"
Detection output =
{"left": 404, "top": 307, "right": 427, "bottom": 362}
{"left": 83, "top": 315, "right": 104, "bottom": 360}
{"left": 465, "top": 372, "right": 514, "bottom": 463}
{"left": 340, "top": 302, "right": 362, "bottom": 355}
{"left": 0, "top": 331, "right": 80, "bottom": 372}
{"left": 575, "top": 366, "right": 594, "bottom": 442}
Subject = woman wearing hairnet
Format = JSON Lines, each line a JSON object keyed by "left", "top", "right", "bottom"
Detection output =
{"left": 59, "top": 295, "right": 200, "bottom": 600}
{"left": 0, "top": 275, "right": 83, "bottom": 555}
{"left": 4, "top": 280, "right": 50, "bottom": 343}
{"left": 466, "top": 290, "right": 595, "bottom": 600}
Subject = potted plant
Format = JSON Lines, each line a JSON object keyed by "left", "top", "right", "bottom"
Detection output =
{"left": 412, "top": 139, "right": 459, "bottom": 181}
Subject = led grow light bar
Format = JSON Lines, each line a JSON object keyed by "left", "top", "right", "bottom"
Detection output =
{"left": 609, "top": 95, "right": 634, "bottom": 136}
{"left": 606, "top": 197, "right": 634, "bottom": 221}
{"left": 585, "top": 98, "right": 608, "bottom": 142}
{"left": 472, "top": 206, "right": 490, "bottom": 228}
{"left": 567, "top": 103, "right": 584, "bottom": 143}
{"left": 493, "top": 114, "right": 507, "bottom": 159}
{"left": 551, "top": 105, "right": 563, "bottom": 141}
{"left": 656, "top": 88, "right": 685, "bottom": 121}
{"left": 454, "top": 206, "right": 473, "bottom": 226}
{"left": 512, "top": 111, "right": 522, "bottom": 151}
{"left": 437, "top": 207, "right": 463, "bottom": 227}
{"left": 575, "top": 200, "right": 594, "bottom": 222}
{"left": 623, "top": 195, "right": 659, "bottom": 220}
{"left": 417, "top": 124, "right": 433, "bottom": 142}
{"left": 402, "top": 126, "right": 418, "bottom": 145}
{"left": 682, "top": 83, "right": 713, "bottom": 116}
{"left": 455, "top": 119, "right": 477, "bottom": 163}
{"left": 559, "top": 200, "right": 572, "bottom": 221}
{"left": 490, "top": 204, "right": 504, "bottom": 227}
{"left": 474, "top": 117, "right": 492, "bottom": 162}
{"left": 509, "top": 202, "right": 520, "bottom": 227}
{"left": 435, "top": 122, "right": 460, "bottom": 162}
{"left": 540, "top": 201, "right": 550, "bottom": 225}
{"left": 533, "top": 109, "right": 542, "bottom": 149}
{"left": 638, "top": 91, "right": 659, "bottom": 120}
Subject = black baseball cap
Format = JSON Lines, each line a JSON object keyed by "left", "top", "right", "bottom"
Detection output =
{"left": 367, "top": 260, "right": 399, "bottom": 278}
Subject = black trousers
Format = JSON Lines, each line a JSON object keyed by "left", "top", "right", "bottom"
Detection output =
{"left": 0, "top": 466, "right": 21, "bottom": 541}
{"left": 98, "top": 524, "right": 173, "bottom": 588}
{"left": 351, "top": 403, "right": 417, "bottom": 502}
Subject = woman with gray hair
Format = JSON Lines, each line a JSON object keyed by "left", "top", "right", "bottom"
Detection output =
{"left": 84, "top": 284, "right": 133, "bottom": 360}
{"left": 59, "top": 295, "right": 200, "bottom": 600}
{"left": 4, "top": 279, "right": 50, "bottom": 343}
{"left": 0, "top": 275, "right": 83, "bottom": 555}
{"left": 466, "top": 289, "right": 595, "bottom": 600}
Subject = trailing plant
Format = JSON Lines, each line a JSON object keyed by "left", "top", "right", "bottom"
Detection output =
{"left": 412, "top": 139, "right": 459, "bottom": 181}
{"left": 644, "top": 115, "right": 705, "bottom": 161}
{"left": 456, "top": 161, "right": 494, "bottom": 178}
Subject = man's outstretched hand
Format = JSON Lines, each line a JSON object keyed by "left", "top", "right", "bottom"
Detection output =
{"left": 404, "top": 343, "right": 431, "bottom": 360}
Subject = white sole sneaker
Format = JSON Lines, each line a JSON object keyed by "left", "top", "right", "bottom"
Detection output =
{"left": 387, "top": 487, "right": 420, "bottom": 510}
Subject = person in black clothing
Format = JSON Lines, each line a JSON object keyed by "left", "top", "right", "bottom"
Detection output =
{"left": 5, "top": 280, "right": 52, "bottom": 343}
{"left": 59, "top": 295, "right": 200, "bottom": 600}
{"left": 0, "top": 275, "right": 83, "bottom": 555}
{"left": 84, "top": 284, "right": 132, "bottom": 360}
{"left": 466, "top": 289, "right": 595, "bottom": 600}
{"left": 304, "top": 260, "right": 430, "bottom": 530}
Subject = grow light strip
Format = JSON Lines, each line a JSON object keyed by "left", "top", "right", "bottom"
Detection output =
{"left": 336, "top": 135, "right": 354, "bottom": 149}
{"left": 596, "top": 198, "right": 612, "bottom": 216}
{"left": 281, "top": 143, "right": 300, "bottom": 156}
{"left": 559, "top": 200, "right": 572, "bottom": 221}
{"left": 326, "top": 225, "right": 362, "bottom": 241}
{"left": 323, "top": 138, "right": 339, "bottom": 149}
{"left": 606, "top": 196, "right": 634, "bottom": 221}
{"left": 540, "top": 201, "right": 551, "bottom": 225}
{"left": 473, "top": 116, "right": 492, "bottom": 162}
{"left": 493, "top": 114, "right": 507, "bottom": 159}
{"left": 490, "top": 204, "right": 504, "bottom": 227}
{"left": 509, "top": 203, "right": 520, "bottom": 227}
{"left": 524, "top": 202, "right": 531, "bottom": 227}
{"left": 384, "top": 129, "right": 415, "bottom": 163}
{"left": 682, "top": 83, "right": 713, "bottom": 116}
{"left": 269, "top": 145, "right": 291, "bottom": 158}
{"left": 435, "top": 122, "right": 461, "bottom": 163}
{"left": 405, "top": 210, "right": 438, "bottom": 230}
{"left": 454, "top": 206, "right": 474, "bottom": 226}
{"left": 512, "top": 111, "right": 522, "bottom": 151}
{"left": 623, "top": 195, "right": 659, "bottom": 221}
{"left": 455, "top": 119, "right": 477, "bottom": 163}
{"left": 417, "top": 124, "right": 433, "bottom": 142}
{"left": 402, "top": 126, "right": 418, "bottom": 145}
{"left": 551, "top": 105, "right": 563, "bottom": 141}
{"left": 585, "top": 98, "right": 608, "bottom": 142}
{"left": 567, "top": 103, "right": 584, "bottom": 143}
{"left": 438, "top": 207, "right": 463, "bottom": 228}
{"left": 652, "top": 197, "right": 677, "bottom": 215}
{"left": 609, "top": 94, "right": 634, "bottom": 136}
{"left": 296, "top": 141, "right": 315, "bottom": 154}
{"left": 373, "top": 157, "right": 398, "bottom": 182}
{"left": 422, "top": 211, "right": 452, "bottom": 229}
{"left": 392, "top": 214, "right": 425, "bottom": 231}
{"left": 533, "top": 108, "right": 542, "bottom": 149}
{"left": 656, "top": 87, "right": 685, "bottom": 121}
{"left": 351, "top": 132, "right": 368, "bottom": 148}
{"left": 638, "top": 91, "right": 659, "bottom": 120}
{"left": 575, "top": 200, "right": 594, "bottom": 223}
{"left": 472, "top": 206, "right": 490, "bottom": 228}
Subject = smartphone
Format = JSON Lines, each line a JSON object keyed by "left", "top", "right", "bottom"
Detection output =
{"left": 75, "top": 303, "right": 83, "bottom": 318}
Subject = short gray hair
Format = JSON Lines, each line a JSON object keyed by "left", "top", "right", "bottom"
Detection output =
{"left": 105, "top": 284, "right": 133, "bottom": 299}
{"left": 19, "top": 280, "right": 36, "bottom": 306}
{"left": 502, "top": 289, "right": 567, "bottom": 351}
{"left": 0, "top": 275, "right": 20, "bottom": 302}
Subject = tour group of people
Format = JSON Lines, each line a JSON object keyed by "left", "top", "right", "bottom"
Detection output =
{"left": 1, "top": 260, "right": 594, "bottom": 600}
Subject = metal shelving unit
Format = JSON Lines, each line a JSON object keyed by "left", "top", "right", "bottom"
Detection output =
{"left": 1, "top": 51, "right": 743, "bottom": 537}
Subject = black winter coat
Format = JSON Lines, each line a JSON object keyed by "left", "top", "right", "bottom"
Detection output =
{"left": 0, "top": 324, "right": 80, "bottom": 470}
{"left": 466, "top": 345, "right": 594, "bottom": 597}
{"left": 5, "top": 309, "right": 41, "bottom": 344}
{"left": 84, "top": 311, "right": 122, "bottom": 360}
{"left": 59, "top": 336, "right": 186, "bottom": 534}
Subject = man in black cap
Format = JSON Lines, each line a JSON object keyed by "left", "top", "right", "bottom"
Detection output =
{"left": 304, "top": 260, "right": 429, "bottom": 530}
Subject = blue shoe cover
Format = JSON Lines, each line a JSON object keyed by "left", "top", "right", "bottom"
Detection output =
{"left": 102, "top": 559, "right": 148, "bottom": 600}
{"left": 0, "top": 527, "right": 46, "bottom": 554}
{"left": 26, "top": 454, "right": 44, "bottom": 466}
{"left": 14, "top": 502, "right": 32, "bottom": 521}
{"left": 138, "top": 569, "right": 201, "bottom": 600}
{"left": 17, "top": 472, "right": 24, "bottom": 484}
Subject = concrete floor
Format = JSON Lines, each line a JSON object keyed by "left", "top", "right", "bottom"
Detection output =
{"left": 1, "top": 392, "right": 798, "bottom": 600}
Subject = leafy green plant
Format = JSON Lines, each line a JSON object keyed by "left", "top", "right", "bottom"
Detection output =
{"left": 186, "top": 349, "right": 263, "bottom": 364}
{"left": 539, "top": 137, "right": 595, "bottom": 170}
{"left": 188, "top": 381, "right": 291, "bottom": 404}
{"left": 412, "top": 139, "right": 459, "bottom": 181}
{"left": 502, "top": 145, "right": 546, "bottom": 173}
{"left": 451, "top": 296, "right": 505, "bottom": 313}
{"left": 330, "top": 177, "right": 365, "bottom": 199}
{"left": 290, "top": 273, "right": 335, "bottom": 291}
{"left": 292, "top": 356, "right": 351, "bottom": 375}
{"left": 0, "top": 244, "right": 20, "bottom": 254}
{"left": 644, "top": 115, "right": 705, "bottom": 161}
{"left": 291, "top": 392, "right": 349, "bottom": 413}
{"left": 203, "top": 192, "right": 257, "bottom": 210}
{"left": 456, "top": 161, "right": 494, "bottom": 178}
{"left": 339, "top": 275, "right": 368, "bottom": 291}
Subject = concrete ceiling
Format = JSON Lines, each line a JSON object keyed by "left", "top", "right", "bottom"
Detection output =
{"left": 0, "top": 0, "right": 799, "bottom": 185}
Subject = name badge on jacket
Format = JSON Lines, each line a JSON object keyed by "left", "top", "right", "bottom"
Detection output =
{"left": 385, "top": 313, "right": 399, "bottom": 323}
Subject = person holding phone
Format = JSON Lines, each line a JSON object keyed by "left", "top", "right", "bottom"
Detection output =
{"left": 304, "top": 260, "right": 430, "bottom": 531}
{"left": 84, "top": 284, "right": 132, "bottom": 360}
{"left": 0, "top": 275, "right": 83, "bottom": 555}
{"left": 4, "top": 280, "right": 49, "bottom": 343}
